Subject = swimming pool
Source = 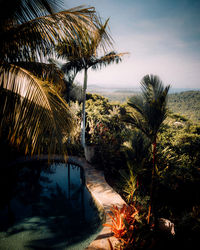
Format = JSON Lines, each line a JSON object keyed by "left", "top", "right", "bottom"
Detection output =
{"left": 0, "top": 161, "right": 102, "bottom": 249}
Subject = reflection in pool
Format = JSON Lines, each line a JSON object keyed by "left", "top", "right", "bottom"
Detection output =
{"left": 0, "top": 161, "right": 101, "bottom": 250}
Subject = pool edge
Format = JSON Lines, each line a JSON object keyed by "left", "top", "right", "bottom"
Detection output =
{"left": 7, "top": 155, "right": 126, "bottom": 250}
{"left": 69, "top": 156, "right": 126, "bottom": 250}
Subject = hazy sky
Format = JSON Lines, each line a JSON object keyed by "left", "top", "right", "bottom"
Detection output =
{"left": 64, "top": 0, "right": 200, "bottom": 88}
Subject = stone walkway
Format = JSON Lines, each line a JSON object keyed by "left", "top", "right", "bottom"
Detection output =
{"left": 69, "top": 157, "right": 126, "bottom": 250}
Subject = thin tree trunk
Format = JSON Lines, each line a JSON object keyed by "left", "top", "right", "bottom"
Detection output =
{"left": 147, "top": 137, "right": 157, "bottom": 224}
{"left": 81, "top": 67, "right": 88, "bottom": 147}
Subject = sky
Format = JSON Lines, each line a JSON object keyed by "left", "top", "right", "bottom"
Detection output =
{"left": 63, "top": 0, "right": 200, "bottom": 89}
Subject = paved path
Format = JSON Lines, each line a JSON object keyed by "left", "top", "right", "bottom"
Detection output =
{"left": 69, "top": 157, "right": 126, "bottom": 250}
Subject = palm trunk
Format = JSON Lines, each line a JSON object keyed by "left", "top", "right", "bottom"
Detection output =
{"left": 147, "top": 137, "right": 157, "bottom": 224}
{"left": 81, "top": 67, "right": 88, "bottom": 147}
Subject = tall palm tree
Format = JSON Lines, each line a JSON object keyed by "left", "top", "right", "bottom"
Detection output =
{"left": 0, "top": 0, "right": 109, "bottom": 157}
{"left": 124, "top": 74, "right": 170, "bottom": 224}
{"left": 55, "top": 19, "right": 127, "bottom": 147}
{"left": 47, "top": 58, "right": 83, "bottom": 104}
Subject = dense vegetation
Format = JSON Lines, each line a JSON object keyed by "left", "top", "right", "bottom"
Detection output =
{"left": 66, "top": 88, "right": 200, "bottom": 249}
{"left": 93, "top": 90, "right": 200, "bottom": 123}
{"left": 168, "top": 91, "right": 200, "bottom": 123}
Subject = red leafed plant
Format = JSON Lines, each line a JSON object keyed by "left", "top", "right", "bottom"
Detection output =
{"left": 104, "top": 204, "right": 140, "bottom": 249}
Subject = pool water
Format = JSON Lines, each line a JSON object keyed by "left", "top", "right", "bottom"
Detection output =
{"left": 0, "top": 161, "right": 102, "bottom": 249}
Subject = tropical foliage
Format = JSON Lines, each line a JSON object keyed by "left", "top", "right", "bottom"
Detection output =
{"left": 66, "top": 93, "right": 128, "bottom": 171}
{"left": 123, "top": 75, "right": 170, "bottom": 223}
{"left": 104, "top": 204, "right": 140, "bottom": 249}
{"left": 104, "top": 108, "right": 200, "bottom": 249}
{"left": 87, "top": 78, "right": 199, "bottom": 249}
{"left": 93, "top": 89, "right": 200, "bottom": 123}
{"left": 0, "top": 0, "right": 109, "bottom": 158}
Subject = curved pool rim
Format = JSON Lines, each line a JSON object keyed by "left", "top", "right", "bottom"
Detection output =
{"left": 7, "top": 155, "right": 126, "bottom": 250}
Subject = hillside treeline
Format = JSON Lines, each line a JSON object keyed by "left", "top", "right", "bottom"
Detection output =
{"left": 168, "top": 91, "right": 200, "bottom": 123}
{"left": 100, "top": 90, "right": 200, "bottom": 123}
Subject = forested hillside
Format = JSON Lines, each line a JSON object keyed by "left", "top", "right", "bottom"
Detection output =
{"left": 97, "top": 91, "right": 138, "bottom": 103}
{"left": 168, "top": 91, "right": 200, "bottom": 123}
{"left": 94, "top": 90, "right": 200, "bottom": 123}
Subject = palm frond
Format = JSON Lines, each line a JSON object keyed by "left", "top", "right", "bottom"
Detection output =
{"left": 0, "top": 64, "right": 74, "bottom": 155}
{"left": 0, "top": 0, "right": 62, "bottom": 27}
{"left": 141, "top": 74, "right": 170, "bottom": 103}
{"left": 90, "top": 18, "right": 112, "bottom": 55}
{"left": 61, "top": 60, "right": 84, "bottom": 75}
{"left": 55, "top": 18, "right": 113, "bottom": 61}
{"left": 90, "top": 51, "right": 127, "bottom": 70}
{"left": 127, "top": 96, "right": 145, "bottom": 117}
{"left": 122, "top": 112, "right": 148, "bottom": 137}
{"left": 15, "top": 61, "right": 65, "bottom": 89}
{"left": 0, "top": 6, "right": 108, "bottom": 62}
{"left": 126, "top": 75, "right": 170, "bottom": 140}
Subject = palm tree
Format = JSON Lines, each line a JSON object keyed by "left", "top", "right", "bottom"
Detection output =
{"left": 47, "top": 58, "right": 83, "bottom": 104}
{"left": 0, "top": 0, "right": 109, "bottom": 157}
{"left": 55, "top": 19, "right": 127, "bottom": 147}
{"left": 124, "top": 74, "right": 170, "bottom": 224}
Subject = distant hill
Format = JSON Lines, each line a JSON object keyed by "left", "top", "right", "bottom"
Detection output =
{"left": 87, "top": 84, "right": 105, "bottom": 90}
{"left": 87, "top": 85, "right": 200, "bottom": 94}
{"left": 87, "top": 85, "right": 141, "bottom": 93}
{"left": 168, "top": 91, "right": 200, "bottom": 123}
{"left": 88, "top": 88, "right": 200, "bottom": 123}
